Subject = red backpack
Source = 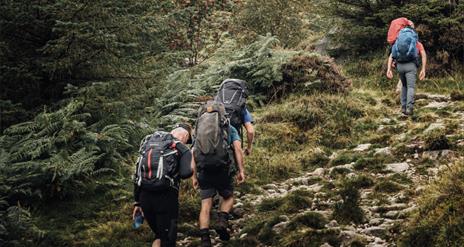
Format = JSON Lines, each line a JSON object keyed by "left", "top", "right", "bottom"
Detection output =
{"left": 387, "top": 17, "right": 414, "bottom": 45}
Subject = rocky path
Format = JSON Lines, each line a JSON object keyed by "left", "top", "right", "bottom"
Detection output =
{"left": 179, "top": 93, "right": 463, "bottom": 247}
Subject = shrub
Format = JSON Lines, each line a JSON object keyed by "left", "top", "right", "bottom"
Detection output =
{"left": 333, "top": 182, "right": 364, "bottom": 224}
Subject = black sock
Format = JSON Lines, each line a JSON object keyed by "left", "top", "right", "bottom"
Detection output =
{"left": 200, "top": 228, "right": 210, "bottom": 238}
{"left": 218, "top": 211, "right": 230, "bottom": 222}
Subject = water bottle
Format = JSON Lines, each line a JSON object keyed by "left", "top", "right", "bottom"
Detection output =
{"left": 132, "top": 210, "right": 144, "bottom": 229}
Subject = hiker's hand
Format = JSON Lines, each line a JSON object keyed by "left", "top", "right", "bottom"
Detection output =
{"left": 244, "top": 147, "right": 252, "bottom": 156}
{"left": 236, "top": 170, "right": 245, "bottom": 184}
{"left": 132, "top": 206, "right": 143, "bottom": 220}
{"left": 386, "top": 69, "right": 393, "bottom": 79}
{"left": 192, "top": 177, "right": 199, "bottom": 189}
{"left": 419, "top": 69, "right": 426, "bottom": 80}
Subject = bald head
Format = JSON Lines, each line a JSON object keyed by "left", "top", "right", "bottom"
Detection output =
{"left": 171, "top": 127, "right": 190, "bottom": 144}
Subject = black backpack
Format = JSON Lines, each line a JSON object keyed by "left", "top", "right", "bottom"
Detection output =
{"left": 135, "top": 131, "right": 180, "bottom": 190}
{"left": 215, "top": 79, "right": 248, "bottom": 131}
{"left": 193, "top": 101, "right": 231, "bottom": 171}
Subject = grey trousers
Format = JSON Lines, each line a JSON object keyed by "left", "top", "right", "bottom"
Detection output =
{"left": 397, "top": 62, "right": 417, "bottom": 110}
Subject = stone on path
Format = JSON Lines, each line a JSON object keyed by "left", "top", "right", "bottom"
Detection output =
{"left": 416, "top": 93, "right": 450, "bottom": 102}
{"left": 362, "top": 226, "right": 388, "bottom": 238}
{"left": 374, "top": 147, "right": 392, "bottom": 156}
{"left": 311, "top": 167, "right": 325, "bottom": 176}
{"left": 354, "top": 143, "right": 372, "bottom": 152}
{"left": 424, "top": 101, "right": 450, "bottom": 109}
{"left": 424, "top": 122, "right": 445, "bottom": 134}
{"left": 386, "top": 162, "right": 409, "bottom": 173}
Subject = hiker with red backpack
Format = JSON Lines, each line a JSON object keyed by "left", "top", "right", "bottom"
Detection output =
{"left": 132, "top": 123, "right": 193, "bottom": 247}
{"left": 191, "top": 99, "right": 246, "bottom": 247}
{"left": 386, "top": 18, "right": 427, "bottom": 116}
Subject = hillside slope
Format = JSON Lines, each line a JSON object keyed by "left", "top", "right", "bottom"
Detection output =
{"left": 177, "top": 88, "right": 464, "bottom": 246}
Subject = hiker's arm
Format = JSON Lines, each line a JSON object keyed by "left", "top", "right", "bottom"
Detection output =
{"left": 244, "top": 122, "right": 254, "bottom": 155}
{"left": 133, "top": 162, "right": 143, "bottom": 219}
{"left": 134, "top": 185, "right": 141, "bottom": 205}
{"left": 133, "top": 158, "right": 141, "bottom": 205}
{"left": 419, "top": 50, "right": 427, "bottom": 80}
{"left": 191, "top": 149, "right": 199, "bottom": 189}
{"left": 176, "top": 142, "right": 193, "bottom": 179}
{"left": 386, "top": 54, "right": 393, "bottom": 79}
{"left": 233, "top": 140, "right": 245, "bottom": 183}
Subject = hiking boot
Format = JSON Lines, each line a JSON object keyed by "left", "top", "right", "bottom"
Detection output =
{"left": 405, "top": 108, "right": 413, "bottom": 116}
{"left": 215, "top": 212, "right": 230, "bottom": 241}
{"left": 400, "top": 107, "right": 407, "bottom": 115}
{"left": 200, "top": 229, "right": 212, "bottom": 247}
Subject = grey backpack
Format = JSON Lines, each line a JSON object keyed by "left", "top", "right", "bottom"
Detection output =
{"left": 193, "top": 101, "right": 231, "bottom": 171}
{"left": 215, "top": 79, "right": 248, "bottom": 131}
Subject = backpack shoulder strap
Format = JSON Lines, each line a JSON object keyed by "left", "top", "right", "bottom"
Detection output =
{"left": 138, "top": 134, "right": 153, "bottom": 154}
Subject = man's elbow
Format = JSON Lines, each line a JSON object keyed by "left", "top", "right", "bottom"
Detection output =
{"left": 245, "top": 123, "right": 254, "bottom": 135}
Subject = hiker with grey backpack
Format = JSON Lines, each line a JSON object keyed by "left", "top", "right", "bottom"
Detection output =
{"left": 215, "top": 79, "right": 255, "bottom": 155}
{"left": 191, "top": 100, "right": 245, "bottom": 247}
{"left": 132, "top": 124, "right": 193, "bottom": 247}
{"left": 386, "top": 18, "right": 427, "bottom": 116}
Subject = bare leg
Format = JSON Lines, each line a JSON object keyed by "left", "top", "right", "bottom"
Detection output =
{"left": 199, "top": 198, "right": 213, "bottom": 229}
{"left": 152, "top": 239, "right": 160, "bottom": 247}
{"left": 219, "top": 196, "right": 234, "bottom": 213}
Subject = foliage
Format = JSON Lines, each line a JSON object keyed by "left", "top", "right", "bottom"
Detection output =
{"left": 0, "top": 0, "right": 234, "bottom": 130}
{"left": 0, "top": 0, "right": 165, "bottom": 113}
{"left": 0, "top": 79, "right": 149, "bottom": 244}
{"left": 234, "top": 0, "right": 308, "bottom": 47}
{"left": 157, "top": 35, "right": 352, "bottom": 126}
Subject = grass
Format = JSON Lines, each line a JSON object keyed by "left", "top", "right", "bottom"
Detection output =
{"left": 373, "top": 180, "right": 404, "bottom": 194}
{"left": 286, "top": 212, "right": 328, "bottom": 230}
{"left": 347, "top": 174, "right": 375, "bottom": 189}
{"left": 332, "top": 181, "right": 364, "bottom": 224}
{"left": 400, "top": 161, "right": 464, "bottom": 246}
{"left": 353, "top": 156, "right": 390, "bottom": 172}
{"left": 280, "top": 227, "right": 341, "bottom": 247}
{"left": 258, "top": 190, "right": 313, "bottom": 213}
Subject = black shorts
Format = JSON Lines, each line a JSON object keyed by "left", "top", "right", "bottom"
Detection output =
{"left": 198, "top": 170, "right": 234, "bottom": 200}
{"left": 139, "top": 188, "right": 178, "bottom": 246}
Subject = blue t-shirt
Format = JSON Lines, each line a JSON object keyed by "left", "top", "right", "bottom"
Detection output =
{"left": 228, "top": 125, "right": 241, "bottom": 145}
{"left": 242, "top": 107, "right": 253, "bottom": 124}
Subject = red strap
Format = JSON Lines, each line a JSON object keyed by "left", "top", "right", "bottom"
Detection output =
{"left": 147, "top": 149, "right": 153, "bottom": 178}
